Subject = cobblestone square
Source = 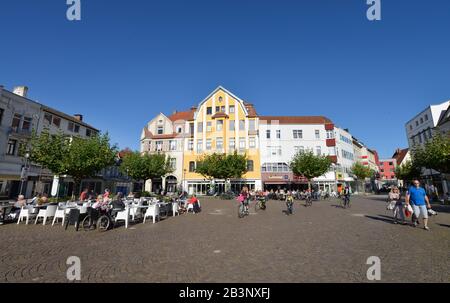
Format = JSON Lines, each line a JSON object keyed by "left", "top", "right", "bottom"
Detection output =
{"left": 1, "top": 195, "right": 449, "bottom": 283}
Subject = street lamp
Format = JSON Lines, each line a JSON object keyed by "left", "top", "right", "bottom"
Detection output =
{"left": 19, "top": 152, "right": 30, "bottom": 196}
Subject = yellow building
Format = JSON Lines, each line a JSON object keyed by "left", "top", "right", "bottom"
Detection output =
{"left": 181, "top": 86, "right": 262, "bottom": 195}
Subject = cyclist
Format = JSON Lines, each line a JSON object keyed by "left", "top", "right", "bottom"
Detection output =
{"left": 343, "top": 186, "right": 351, "bottom": 208}
{"left": 286, "top": 191, "right": 294, "bottom": 215}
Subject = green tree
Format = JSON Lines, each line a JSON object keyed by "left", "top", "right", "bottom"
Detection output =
{"left": 64, "top": 133, "right": 118, "bottom": 192}
{"left": 28, "top": 131, "right": 118, "bottom": 196}
{"left": 290, "top": 151, "right": 332, "bottom": 190}
{"left": 350, "top": 162, "right": 373, "bottom": 193}
{"left": 394, "top": 160, "right": 422, "bottom": 185}
{"left": 196, "top": 152, "right": 248, "bottom": 180}
{"left": 120, "top": 151, "right": 174, "bottom": 184}
{"left": 412, "top": 134, "right": 450, "bottom": 174}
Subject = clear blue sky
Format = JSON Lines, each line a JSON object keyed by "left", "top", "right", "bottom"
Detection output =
{"left": 1, "top": 0, "right": 449, "bottom": 158}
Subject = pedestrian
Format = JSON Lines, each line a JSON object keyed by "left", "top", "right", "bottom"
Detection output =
{"left": 405, "top": 179, "right": 432, "bottom": 230}
{"left": 103, "top": 188, "right": 110, "bottom": 199}
{"left": 79, "top": 188, "right": 89, "bottom": 201}
{"left": 285, "top": 191, "right": 294, "bottom": 215}
{"left": 389, "top": 187, "right": 406, "bottom": 225}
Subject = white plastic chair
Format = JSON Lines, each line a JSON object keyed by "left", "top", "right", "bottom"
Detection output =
{"left": 172, "top": 202, "right": 179, "bottom": 216}
{"left": 143, "top": 204, "right": 159, "bottom": 224}
{"left": 52, "top": 206, "right": 67, "bottom": 226}
{"left": 34, "top": 205, "right": 57, "bottom": 225}
{"left": 17, "top": 207, "right": 33, "bottom": 225}
{"left": 129, "top": 206, "right": 141, "bottom": 221}
{"left": 115, "top": 206, "right": 130, "bottom": 228}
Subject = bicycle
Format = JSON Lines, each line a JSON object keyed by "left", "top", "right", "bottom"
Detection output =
{"left": 305, "top": 195, "right": 313, "bottom": 207}
{"left": 254, "top": 197, "right": 267, "bottom": 212}
{"left": 238, "top": 200, "right": 250, "bottom": 218}
{"left": 81, "top": 206, "right": 115, "bottom": 232}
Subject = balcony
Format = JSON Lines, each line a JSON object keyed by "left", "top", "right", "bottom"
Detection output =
{"left": 328, "top": 155, "right": 338, "bottom": 163}
{"left": 8, "top": 127, "right": 32, "bottom": 137}
{"left": 326, "top": 139, "right": 336, "bottom": 147}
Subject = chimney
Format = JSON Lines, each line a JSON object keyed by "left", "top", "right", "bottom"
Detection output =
{"left": 74, "top": 114, "right": 83, "bottom": 122}
{"left": 172, "top": 110, "right": 178, "bottom": 115}
{"left": 13, "top": 86, "right": 29, "bottom": 97}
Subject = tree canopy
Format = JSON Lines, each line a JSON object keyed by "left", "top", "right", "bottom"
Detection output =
{"left": 195, "top": 152, "right": 248, "bottom": 180}
{"left": 394, "top": 160, "right": 422, "bottom": 183}
{"left": 412, "top": 134, "right": 450, "bottom": 174}
{"left": 120, "top": 151, "right": 174, "bottom": 182}
{"left": 28, "top": 131, "right": 118, "bottom": 190}
{"left": 351, "top": 162, "right": 373, "bottom": 180}
{"left": 290, "top": 151, "right": 332, "bottom": 188}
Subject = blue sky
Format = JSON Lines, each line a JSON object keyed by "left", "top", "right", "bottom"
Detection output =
{"left": 1, "top": 0, "right": 449, "bottom": 158}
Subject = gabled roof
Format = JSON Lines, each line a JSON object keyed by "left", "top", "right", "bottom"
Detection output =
{"left": 259, "top": 116, "right": 333, "bottom": 125}
{"left": 196, "top": 86, "right": 249, "bottom": 117}
{"left": 437, "top": 104, "right": 450, "bottom": 126}
{"left": 142, "top": 128, "right": 179, "bottom": 140}
{"left": 392, "top": 148, "right": 409, "bottom": 166}
{"left": 168, "top": 109, "right": 195, "bottom": 121}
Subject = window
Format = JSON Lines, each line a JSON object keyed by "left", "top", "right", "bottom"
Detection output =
{"left": 189, "top": 161, "right": 196, "bottom": 172}
{"left": 268, "top": 146, "right": 282, "bottom": 156}
{"left": 249, "top": 120, "right": 256, "bottom": 131}
{"left": 418, "top": 133, "right": 423, "bottom": 143}
{"left": 6, "top": 139, "right": 17, "bottom": 155}
{"left": 293, "top": 130, "right": 302, "bottom": 139}
{"left": 249, "top": 137, "right": 256, "bottom": 148}
{"left": 239, "top": 138, "right": 246, "bottom": 150}
{"left": 206, "top": 122, "right": 212, "bottom": 132}
{"left": 229, "top": 138, "right": 235, "bottom": 150}
{"left": 247, "top": 160, "right": 254, "bottom": 172}
{"left": 221, "top": 106, "right": 225, "bottom": 112}
{"left": 229, "top": 105, "right": 235, "bottom": 113}
{"left": 316, "top": 146, "right": 322, "bottom": 156}
{"left": 188, "top": 139, "right": 194, "bottom": 151}
{"left": 229, "top": 120, "right": 235, "bottom": 131}
{"left": 428, "top": 128, "right": 432, "bottom": 139}
{"left": 239, "top": 120, "right": 245, "bottom": 131}
{"left": 44, "top": 113, "right": 52, "bottom": 124}
{"left": 276, "top": 130, "right": 281, "bottom": 139}
{"left": 197, "top": 122, "right": 203, "bottom": 133}
{"left": 74, "top": 124, "right": 80, "bottom": 133}
{"left": 189, "top": 123, "right": 194, "bottom": 134}
{"left": 11, "top": 114, "right": 21, "bottom": 130}
{"left": 295, "top": 146, "right": 305, "bottom": 154}
{"left": 326, "top": 130, "right": 334, "bottom": 139}
{"left": 52, "top": 117, "right": 61, "bottom": 127}
{"left": 215, "top": 106, "right": 220, "bottom": 113}
{"left": 22, "top": 117, "right": 32, "bottom": 131}
{"left": 409, "top": 125, "right": 413, "bottom": 130}
{"left": 216, "top": 138, "right": 223, "bottom": 151}
{"left": 423, "top": 131, "right": 427, "bottom": 141}
{"left": 0, "top": 108, "right": 4, "bottom": 125}
{"left": 415, "top": 121, "right": 419, "bottom": 126}
{"left": 266, "top": 130, "right": 271, "bottom": 139}
{"left": 169, "top": 158, "right": 176, "bottom": 170}
{"left": 157, "top": 126, "right": 164, "bottom": 135}
{"left": 216, "top": 120, "right": 223, "bottom": 131}
{"left": 86, "top": 129, "right": 92, "bottom": 137}
{"left": 177, "top": 126, "right": 182, "bottom": 133}
{"left": 156, "top": 141, "right": 163, "bottom": 151}
{"left": 68, "top": 122, "right": 74, "bottom": 132}
{"left": 206, "top": 139, "right": 212, "bottom": 150}
{"left": 197, "top": 140, "right": 203, "bottom": 152}
{"left": 206, "top": 107, "right": 212, "bottom": 115}
{"left": 425, "top": 114, "right": 429, "bottom": 121}
{"left": 420, "top": 117, "right": 423, "bottom": 124}
{"left": 262, "top": 163, "right": 289, "bottom": 172}
{"left": 315, "top": 130, "right": 320, "bottom": 139}
{"left": 169, "top": 140, "right": 177, "bottom": 151}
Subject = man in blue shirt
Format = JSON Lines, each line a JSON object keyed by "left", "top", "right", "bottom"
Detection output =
{"left": 405, "top": 179, "right": 431, "bottom": 230}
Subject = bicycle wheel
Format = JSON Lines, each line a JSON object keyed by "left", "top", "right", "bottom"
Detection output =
{"left": 81, "top": 215, "right": 93, "bottom": 231}
{"left": 238, "top": 204, "right": 245, "bottom": 218}
{"left": 97, "top": 215, "right": 110, "bottom": 232}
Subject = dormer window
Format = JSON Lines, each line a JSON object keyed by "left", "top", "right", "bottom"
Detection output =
{"left": 157, "top": 126, "right": 164, "bottom": 135}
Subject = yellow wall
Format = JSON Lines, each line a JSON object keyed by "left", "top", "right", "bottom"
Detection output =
{"left": 183, "top": 88, "right": 261, "bottom": 180}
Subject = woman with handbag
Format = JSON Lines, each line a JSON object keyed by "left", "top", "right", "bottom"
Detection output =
{"left": 388, "top": 187, "right": 406, "bottom": 225}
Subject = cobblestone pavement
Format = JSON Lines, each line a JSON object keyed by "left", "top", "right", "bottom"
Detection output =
{"left": 0, "top": 196, "right": 449, "bottom": 283}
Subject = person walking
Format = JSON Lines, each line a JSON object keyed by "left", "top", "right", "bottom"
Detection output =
{"left": 405, "top": 179, "right": 432, "bottom": 231}
{"left": 389, "top": 187, "right": 406, "bottom": 225}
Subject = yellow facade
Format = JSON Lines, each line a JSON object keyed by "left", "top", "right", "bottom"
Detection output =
{"left": 182, "top": 87, "right": 261, "bottom": 187}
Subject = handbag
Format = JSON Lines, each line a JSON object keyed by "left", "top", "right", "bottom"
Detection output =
{"left": 386, "top": 201, "right": 396, "bottom": 210}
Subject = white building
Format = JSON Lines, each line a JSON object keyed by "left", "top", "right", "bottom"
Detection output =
{"left": 334, "top": 127, "right": 356, "bottom": 184}
{"left": 258, "top": 116, "right": 345, "bottom": 192}
{"left": 405, "top": 100, "right": 450, "bottom": 148}
{"left": 0, "top": 85, "right": 99, "bottom": 200}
